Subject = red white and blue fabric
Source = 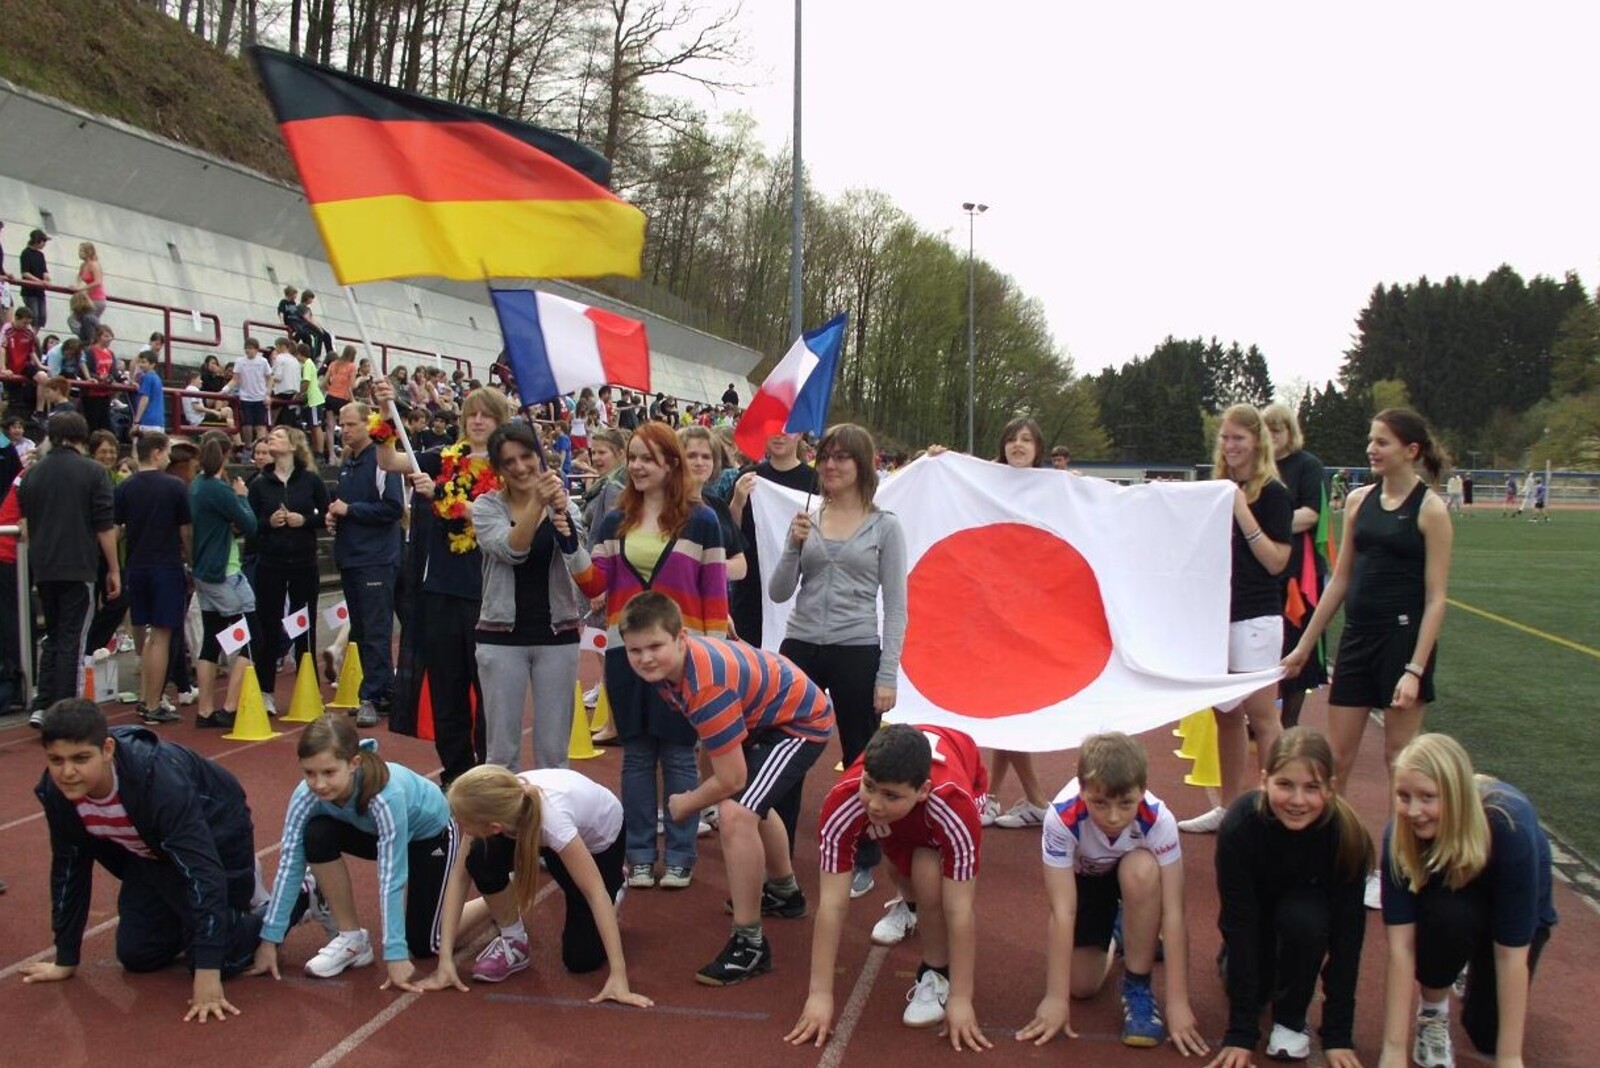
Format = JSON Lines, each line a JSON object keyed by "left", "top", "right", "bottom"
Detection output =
{"left": 734, "top": 313, "right": 846, "bottom": 462}
{"left": 749, "top": 453, "right": 1281, "bottom": 751}
{"left": 490, "top": 287, "right": 651, "bottom": 403}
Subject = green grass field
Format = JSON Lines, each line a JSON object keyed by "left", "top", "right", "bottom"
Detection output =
{"left": 1331, "top": 506, "right": 1600, "bottom": 861}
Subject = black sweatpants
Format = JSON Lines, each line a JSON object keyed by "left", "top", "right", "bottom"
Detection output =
{"left": 779, "top": 639, "right": 881, "bottom": 868}
{"left": 1245, "top": 886, "right": 1333, "bottom": 1033}
{"left": 466, "top": 831, "right": 626, "bottom": 974}
{"left": 419, "top": 592, "right": 484, "bottom": 786}
{"left": 252, "top": 560, "right": 320, "bottom": 696}
{"left": 302, "top": 814, "right": 458, "bottom": 959}
{"left": 1412, "top": 878, "right": 1551, "bottom": 1055}
{"left": 36, "top": 580, "right": 94, "bottom": 708}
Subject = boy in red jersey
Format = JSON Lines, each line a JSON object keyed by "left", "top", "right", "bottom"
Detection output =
{"left": 787, "top": 724, "right": 991, "bottom": 1052}
{"left": 619, "top": 591, "right": 834, "bottom": 987}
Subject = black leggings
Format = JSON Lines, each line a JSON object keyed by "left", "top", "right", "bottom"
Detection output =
{"left": 1412, "top": 879, "right": 1551, "bottom": 1055}
{"left": 1239, "top": 887, "right": 1335, "bottom": 1034}
{"left": 779, "top": 639, "right": 882, "bottom": 869}
{"left": 252, "top": 561, "right": 320, "bottom": 695}
{"left": 466, "top": 832, "right": 626, "bottom": 974}
{"left": 302, "top": 815, "right": 458, "bottom": 959}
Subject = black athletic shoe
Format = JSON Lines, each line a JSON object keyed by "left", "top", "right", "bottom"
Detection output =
{"left": 694, "top": 933, "right": 772, "bottom": 987}
{"left": 195, "top": 709, "right": 236, "bottom": 730}
{"left": 138, "top": 703, "right": 182, "bottom": 725}
{"left": 723, "top": 884, "right": 807, "bottom": 919}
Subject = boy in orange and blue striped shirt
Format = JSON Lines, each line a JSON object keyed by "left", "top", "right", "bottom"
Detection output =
{"left": 619, "top": 591, "right": 833, "bottom": 987}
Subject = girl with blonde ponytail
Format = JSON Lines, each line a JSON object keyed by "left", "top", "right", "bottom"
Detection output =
{"left": 421, "top": 764, "right": 651, "bottom": 1007}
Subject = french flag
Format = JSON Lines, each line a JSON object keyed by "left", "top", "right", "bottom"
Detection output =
{"left": 490, "top": 288, "right": 652, "bottom": 403}
{"left": 735, "top": 313, "right": 848, "bottom": 461}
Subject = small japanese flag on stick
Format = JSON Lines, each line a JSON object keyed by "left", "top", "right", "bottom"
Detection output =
{"left": 284, "top": 606, "right": 311, "bottom": 640}
{"left": 324, "top": 601, "right": 350, "bottom": 631}
{"left": 580, "top": 626, "right": 607, "bottom": 653}
{"left": 218, "top": 618, "right": 253, "bottom": 656}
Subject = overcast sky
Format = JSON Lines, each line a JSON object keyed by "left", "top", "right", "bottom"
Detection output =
{"left": 700, "top": 1, "right": 1599, "bottom": 394}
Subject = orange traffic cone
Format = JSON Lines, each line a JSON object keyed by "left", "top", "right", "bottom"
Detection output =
{"left": 282, "top": 653, "right": 325, "bottom": 723}
{"left": 568, "top": 683, "right": 603, "bottom": 760}
{"left": 414, "top": 673, "right": 436, "bottom": 742}
{"left": 224, "top": 670, "right": 282, "bottom": 741}
{"left": 81, "top": 659, "right": 96, "bottom": 702}
{"left": 327, "top": 646, "right": 363, "bottom": 710}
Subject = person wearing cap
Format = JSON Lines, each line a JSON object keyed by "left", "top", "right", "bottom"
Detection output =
{"left": 19, "top": 230, "right": 50, "bottom": 329}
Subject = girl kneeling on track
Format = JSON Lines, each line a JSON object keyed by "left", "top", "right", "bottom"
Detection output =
{"left": 1209, "top": 728, "right": 1371, "bottom": 1068}
{"left": 249, "top": 715, "right": 458, "bottom": 990}
{"left": 421, "top": 764, "right": 652, "bottom": 1007}
{"left": 1378, "top": 733, "right": 1555, "bottom": 1068}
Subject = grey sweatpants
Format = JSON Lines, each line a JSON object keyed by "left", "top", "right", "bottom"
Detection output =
{"left": 474, "top": 641, "right": 580, "bottom": 772}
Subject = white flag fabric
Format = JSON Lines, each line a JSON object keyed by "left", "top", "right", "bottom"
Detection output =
{"left": 284, "top": 606, "right": 311, "bottom": 640}
{"left": 749, "top": 453, "right": 1280, "bottom": 752}
{"left": 217, "top": 617, "right": 253, "bottom": 656}
{"left": 324, "top": 600, "right": 351, "bottom": 631}
{"left": 580, "top": 626, "right": 609, "bottom": 653}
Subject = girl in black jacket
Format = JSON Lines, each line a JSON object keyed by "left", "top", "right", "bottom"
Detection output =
{"left": 248, "top": 426, "right": 328, "bottom": 709}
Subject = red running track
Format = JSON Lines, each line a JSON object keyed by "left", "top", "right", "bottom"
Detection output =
{"left": 0, "top": 673, "right": 1590, "bottom": 1066}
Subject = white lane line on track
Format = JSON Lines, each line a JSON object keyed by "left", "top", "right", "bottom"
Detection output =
{"left": 816, "top": 944, "right": 888, "bottom": 1068}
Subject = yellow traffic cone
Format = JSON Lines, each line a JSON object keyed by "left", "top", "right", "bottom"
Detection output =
{"left": 1180, "top": 709, "right": 1222, "bottom": 789}
{"left": 225, "top": 670, "right": 282, "bottom": 741}
{"left": 568, "top": 683, "right": 603, "bottom": 760}
{"left": 589, "top": 686, "right": 611, "bottom": 734}
{"left": 327, "top": 646, "right": 363, "bottom": 710}
{"left": 1173, "top": 709, "right": 1211, "bottom": 760}
{"left": 283, "top": 652, "right": 326, "bottom": 723}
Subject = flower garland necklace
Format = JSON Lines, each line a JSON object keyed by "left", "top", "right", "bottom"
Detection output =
{"left": 435, "top": 441, "right": 500, "bottom": 553}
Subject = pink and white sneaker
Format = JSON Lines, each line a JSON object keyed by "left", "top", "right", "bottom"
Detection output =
{"left": 470, "top": 934, "right": 531, "bottom": 983}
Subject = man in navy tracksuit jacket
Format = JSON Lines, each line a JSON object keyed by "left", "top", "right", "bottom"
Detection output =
{"left": 26, "top": 700, "right": 261, "bottom": 1021}
{"left": 329, "top": 402, "right": 404, "bottom": 725}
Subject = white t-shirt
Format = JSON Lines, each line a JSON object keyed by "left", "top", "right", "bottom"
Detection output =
{"left": 181, "top": 384, "right": 207, "bottom": 426}
{"left": 517, "top": 768, "right": 622, "bottom": 853}
{"left": 234, "top": 353, "right": 271, "bottom": 402}
{"left": 1040, "top": 778, "right": 1181, "bottom": 876}
{"left": 271, "top": 352, "right": 301, "bottom": 395}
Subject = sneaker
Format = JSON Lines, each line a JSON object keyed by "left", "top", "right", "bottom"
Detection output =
{"left": 849, "top": 868, "right": 876, "bottom": 899}
{"left": 1120, "top": 976, "right": 1167, "bottom": 1047}
{"left": 1178, "top": 805, "right": 1227, "bottom": 834}
{"left": 138, "top": 703, "right": 181, "bottom": 725}
{"left": 116, "top": 633, "right": 136, "bottom": 653}
{"left": 700, "top": 806, "right": 719, "bottom": 831}
{"left": 627, "top": 863, "right": 657, "bottom": 889}
{"left": 195, "top": 709, "right": 236, "bottom": 730}
{"left": 979, "top": 795, "right": 1001, "bottom": 827}
{"left": 694, "top": 932, "right": 772, "bottom": 986}
{"left": 659, "top": 865, "right": 693, "bottom": 890}
{"left": 722, "top": 883, "right": 808, "bottom": 918}
{"left": 298, "top": 874, "right": 338, "bottom": 937}
{"left": 697, "top": 818, "right": 714, "bottom": 837}
{"left": 1364, "top": 870, "right": 1383, "bottom": 910}
{"left": 1265, "top": 1022, "right": 1311, "bottom": 1060}
{"left": 304, "top": 929, "right": 374, "bottom": 978}
{"left": 29, "top": 708, "right": 43, "bottom": 729}
{"left": 176, "top": 686, "right": 201, "bottom": 706}
{"left": 262, "top": 695, "right": 278, "bottom": 717}
{"left": 872, "top": 897, "right": 918, "bottom": 946}
{"left": 356, "top": 701, "right": 379, "bottom": 728}
{"left": 470, "top": 934, "right": 531, "bottom": 982}
{"left": 582, "top": 685, "right": 600, "bottom": 708}
{"left": 994, "top": 799, "right": 1048, "bottom": 828}
{"left": 1413, "top": 1009, "right": 1453, "bottom": 1068}
{"left": 903, "top": 969, "right": 950, "bottom": 1028}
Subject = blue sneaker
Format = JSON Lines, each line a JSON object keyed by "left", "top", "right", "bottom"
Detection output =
{"left": 1120, "top": 976, "right": 1167, "bottom": 1047}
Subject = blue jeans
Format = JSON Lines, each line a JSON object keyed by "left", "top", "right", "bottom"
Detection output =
{"left": 342, "top": 565, "right": 395, "bottom": 705}
{"left": 621, "top": 735, "right": 698, "bottom": 869}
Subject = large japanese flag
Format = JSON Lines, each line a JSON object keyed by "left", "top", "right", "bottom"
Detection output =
{"left": 750, "top": 453, "right": 1279, "bottom": 751}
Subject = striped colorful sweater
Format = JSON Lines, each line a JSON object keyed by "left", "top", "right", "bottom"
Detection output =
{"left": 561, "top": 505, "right": 730, "bottom": 640}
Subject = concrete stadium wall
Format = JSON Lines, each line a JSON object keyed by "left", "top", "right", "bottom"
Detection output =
{"left": 0, "top": 79, "right": 760, "bottom": 403}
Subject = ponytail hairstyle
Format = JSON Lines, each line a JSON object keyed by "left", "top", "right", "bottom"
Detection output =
{"left": 1256, "top": 727, "right": 1373, "bottom": 882}
{"left": 297, "top": 715, "right": 390, "bottom": 815}
{"left": 1389, "top": 732, "right": 1491, "bottom": 893}
{"left": 1373, "top": 407, "right": 1447, "bottom": 483}
{"left": 1213, "top": 403, "right": 1281, "bottom": 503}
{"left": 447, "top": 765, "right": 544, "bottom": 913}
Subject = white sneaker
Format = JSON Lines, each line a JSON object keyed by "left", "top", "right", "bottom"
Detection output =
{"left": 304, "top": 929, "right": 374, "bottom": 978}
{"left": 1364, "top": 870, "right": 1383, "bottom": 910}
{"left": 177, "top": 686, "right": 201, "bottom": 706}
{"left": 1412, "top": 1008, "right": 1454, "bottom": 1068}
{"left": 298, "top": 874, "right": 338, "bottom": 937}
{"left": 994, "top": 799, "right": 1048, "bottom": 828}
{"left": 1178, "top": 805, "right": 1227, "bottom": 834}
{"left": 902, "top": 969, "right": 949, "bottom": 1028}
{"left": 978, "top": 795, "right": 1001, "bottom": 827}
{"left": 262, "top": 695, "right": 278, "bottom": 717}
{"left": 698, "top": 818, "right": 714, "bottom": 837}
{"left": 583, "top": 685, "right": 600, "bottom": 708}
{"left": 872, "top": 897, "right": 918, "bottom": 946}
{"left": 1265, "top": 1023, "right": 1310, "bottom": 1060}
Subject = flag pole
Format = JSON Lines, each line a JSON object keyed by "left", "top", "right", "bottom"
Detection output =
{"left": 342, "top": 284, "right": 420, "bottom": 474}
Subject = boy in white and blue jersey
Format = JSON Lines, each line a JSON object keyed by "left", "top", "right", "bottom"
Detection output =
{"left": 1018, "top": 733, "right": 1207, "bottom": 1056}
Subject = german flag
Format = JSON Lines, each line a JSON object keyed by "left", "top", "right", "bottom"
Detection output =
{"left": 250, "top": 47, "right": 644, "bottom": 285}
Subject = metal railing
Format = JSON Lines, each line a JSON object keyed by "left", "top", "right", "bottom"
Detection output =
{"left": 240, "top": 319, "right": 475, "bottom": 378}
{"left": 14, "top": 281, "right": 223, "bottom": 377}
{"left": 0, "top": 525, "right": 31, "bottom": 700}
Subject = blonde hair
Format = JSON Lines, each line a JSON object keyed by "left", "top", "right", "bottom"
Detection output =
{"left": 448, "top": 765, "right": 544, "bottom": 913}
{"left": 1389, "top": 733, "right": 1492, "bottom": 893}
{"left": 281, "top": 425, "right": 318, "bottom": 473}
{"left": 1213, "top": 403, "right": 1280, "bottom": 503}
{"left": 1260, "top": 402, "right": 1304, "bottom": 454}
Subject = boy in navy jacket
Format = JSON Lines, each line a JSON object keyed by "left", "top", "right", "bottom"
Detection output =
{"left": 23, "top": 699, "right": 263, "bottom": 1022}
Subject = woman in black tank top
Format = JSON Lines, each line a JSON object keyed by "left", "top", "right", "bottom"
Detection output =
{"left": 1282, "top": 408, "right": 1453, "bottom": 907}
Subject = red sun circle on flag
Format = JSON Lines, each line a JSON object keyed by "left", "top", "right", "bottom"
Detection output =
{"left": 594, "top": 634, "right": 607, "bottom": 649}
{"left": 336, "top": 606, "right": 349, "bottom": 621}
{"left": 231, "top": 627, "right": 246, "bottom": 641}
{"left": 902, "top": 523, "right": 1113, "bottom": 718}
